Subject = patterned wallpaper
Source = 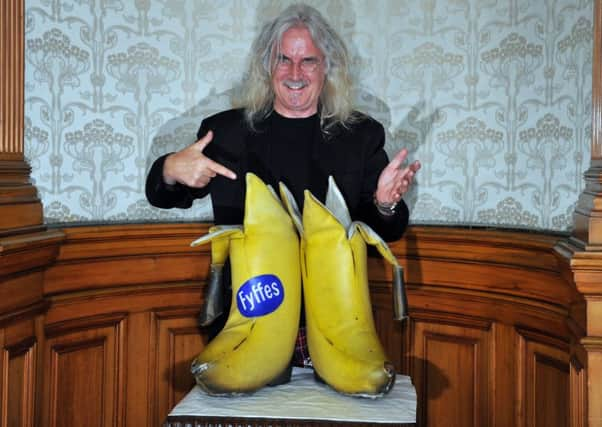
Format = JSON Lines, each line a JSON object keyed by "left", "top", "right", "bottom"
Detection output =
{"left": 24, "top": 0, "right": 593, "bottom": 232}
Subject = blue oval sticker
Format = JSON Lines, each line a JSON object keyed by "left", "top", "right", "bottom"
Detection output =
{"left": 236, "top": 274, "right": 284, "bottom": 318}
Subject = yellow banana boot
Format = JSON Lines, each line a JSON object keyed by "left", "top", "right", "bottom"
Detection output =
{"left": 280, "top": 177, "right": 408, "bottom": 398}
{"left": 189, "top": 173, "right": 301, "bottom": 396}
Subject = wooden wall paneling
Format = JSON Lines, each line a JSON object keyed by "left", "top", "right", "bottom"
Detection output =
{"left": 45, "top": 284, "right": 202, "bottom": 326}
{"left": 491, "top": 323, "right": 517, "bottom": 427}
{"left": 410, "top": 313, "right": 492, "bottom": 427}
{"left": 370, "top": 282, "right": 407, "bottom": 374}
{"left": 582, "top": 336, "right": 602, "bottom": 427}
{"left": 0, "top": 231, "right": 64, "bottom": 317}
{"left": 44, "top": 224, "right": 209, "bottom": 296}
{"left": 390, "top": 227, "right": 564, "bottom": 272}
{"left": 564, "top": 295, "right": 588, "bottom": 427}
{"left": 556, "top": 241, "right": 602, "bottom": 426}
{"left": 0, "top": 318, "right": 38, "bottom": 427}
{"left": 33, "top": 315, "right": 45, "bottom": 427}
{"left": 40, "top": 223, "right": 578, "bottom": 426}
{"left": 4, "top": 338, "right": 36, "bottom": 427}
{"left": 516, "top": 327, "right": 571, "bottom": 427}
{"left": 42, "top": 313, "right": 126, "bottom": 427}
{"left": 0, "top": 232, "right": 63, "bottom": 427}
{"left": 123, "top": 312, "right": 150, "bottom": 427}
{"left": 149, "top": 307, "right": 205, "bottom": 426}
{"left": 43, "top": 281, "right": 204, "bottom": 427}
{"left": 570, "top": 353, "right": 587, "bottom": 427}
{"left": 407, "top": 287, "right": 570, "bottom": 340}
{"left": 0, "top": 283, "right": 48, "bottom": 427}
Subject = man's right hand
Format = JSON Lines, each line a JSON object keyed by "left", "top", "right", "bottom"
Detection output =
{"left": 162, "top": 130, "right": 237, "bottom": 188}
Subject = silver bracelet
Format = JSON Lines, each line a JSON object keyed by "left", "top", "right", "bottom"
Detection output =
{"left": 373, "top": 193, "right": 398, "bottom": 216}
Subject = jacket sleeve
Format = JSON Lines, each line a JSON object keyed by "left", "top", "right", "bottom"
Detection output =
{"left": 145, "top": 122, "right": 211, "bottom": 209}
{"left": 355, "top": 121, "right": 410, "bottom": 242}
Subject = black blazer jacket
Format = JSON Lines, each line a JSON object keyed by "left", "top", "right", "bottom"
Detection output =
{"left": 146, "top": 109, "right": 409, "bottom": 241}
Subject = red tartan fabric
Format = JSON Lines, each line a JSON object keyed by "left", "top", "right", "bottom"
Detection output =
{"left": 293, "top": 326, "right": 312, "bottom": 368}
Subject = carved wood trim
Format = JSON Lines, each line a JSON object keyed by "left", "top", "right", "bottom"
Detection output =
{"left": 570, "top": 355, "right": 587, "bottom": 427}
{"left": 0, "top": 0, "right": 24, "bottom": 159}
{"left": 1, "top": 337, "right": 36, "bottom": 427}
{"left": 581, "top": 336, "right": 602, "bottom": 351}
{"left": 411, "top": 321, "right": 490, "bottom": 427}
{"left": 148, "top": 307, "right": 204, "bottom": 424}
{"left": 515, "top": 326, "right": 571, "bottom": 352}
{"left": 0, "top": 300, "right": 48, "bottom": 329}
{"left": 516, "top": 327, "right": 571, "bottom": 427}
{"left": 43, "top": 314, "right": 126, "bottom": 427}
{"left": 408, "top": 309, "right": 492, "bottom": 331}
{"left": 44, "top": 311, "right": 128, "bottom": 337}
{"left": 0, "top": 230, "right": 64, "bottom": 279}
{"left": 44, "top": 224, "right": 210, "bottom": 295}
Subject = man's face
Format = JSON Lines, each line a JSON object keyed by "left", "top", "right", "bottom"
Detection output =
{"left": 271, "top": 26, "right": 326, "bottom": 118}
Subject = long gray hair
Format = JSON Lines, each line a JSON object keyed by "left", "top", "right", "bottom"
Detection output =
{"left": 236, "top": 3, "right": 357, "bottom": 132}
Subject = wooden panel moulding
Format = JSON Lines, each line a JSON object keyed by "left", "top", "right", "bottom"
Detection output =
{"left": 517, "top": 328, "right": 571, "bottom": 427}
{"left": 44, "top": 224, "right": 210, "bottom": 295}
{"left": 390, "top": 226, "right": 565, "bottom": 273}
{"left": 0, "top": 273, "right": 45, "bottom": 319}
{"left": 378, "top": 227, "right": 575, "bottom": 311}
{"left": 42, "top": 313, "right": 126, "bottom": 427}
{"left": 44, "top": 255, "right": 209, "bottom": 295}
{"left": 33, "top": 223, "right": 582, "bottom": 427}
{"left": 48, "top": 223, "right": 575, "bottom": 309}
{"left": 0, "top": 316, "right": 40, "bottom": 427}
{"left": 0, "top": 300, "right": 47, "bottom": 331}
{"left": 0, "top": 229, "right": 64, "bottom": 278}
{"left": 44, "top": 284, "right": 201, "bottom": 326}
{"left": 0, "top": 228, "right": 62, "bottom": 320}
{"left": 411, "top": 320, "right": 491, "bottom": 427}
{"left": 53, "top": 223, "right": 210, "bottom": 261}
{"left": 2, "top": 338, "right": 36, "bottom": 427}
{"left": 373, "top": 280, "right": 570, "bottom": 342}
{"left": 149, "top": 307, "right": 206, "bottom": 425}
{"left": 570, "top": 355, "right": 587, "bottom": 427}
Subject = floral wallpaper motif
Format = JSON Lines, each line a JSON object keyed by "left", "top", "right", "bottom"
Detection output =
{"left": 24, "top": 0, "right": 593, "bottom": 231}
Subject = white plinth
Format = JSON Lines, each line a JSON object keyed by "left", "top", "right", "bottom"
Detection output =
{"left": 165, "top": 367, "right": 416, "bottom": 426}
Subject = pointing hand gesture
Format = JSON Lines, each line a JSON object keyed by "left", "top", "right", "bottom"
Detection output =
{"left": 162, "top": 130, "right": 236, "bottom": 188}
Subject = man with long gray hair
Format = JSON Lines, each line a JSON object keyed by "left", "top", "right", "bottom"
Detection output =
{"left": 146, "top": 3, "right": 420, "bottom": 371}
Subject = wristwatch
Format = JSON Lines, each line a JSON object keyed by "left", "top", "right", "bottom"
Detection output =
{"left": 373, "top": 193, "right": 398, "bottom": 216}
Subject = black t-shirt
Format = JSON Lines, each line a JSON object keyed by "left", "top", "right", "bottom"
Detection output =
{"left": 247, "top": 111, "right": 317, "bottom": 210}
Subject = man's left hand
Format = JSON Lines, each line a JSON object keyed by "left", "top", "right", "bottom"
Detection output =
{"left": 374, "top": 148, "right": 421, "bottom": 207}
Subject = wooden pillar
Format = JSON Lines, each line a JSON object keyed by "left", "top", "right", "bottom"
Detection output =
{"left": 556, "top": 0, "right": 602, "bottom": 426}
{"left": 0, "top": 0, "right": 44, "bottom": 233}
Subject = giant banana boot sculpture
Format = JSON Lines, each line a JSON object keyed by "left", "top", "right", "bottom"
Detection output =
{"left": 189, "top": 173, "right": 301, "bottom": 396}
{"left": 280, "top": 177, "right": 408, "bottom": 398}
